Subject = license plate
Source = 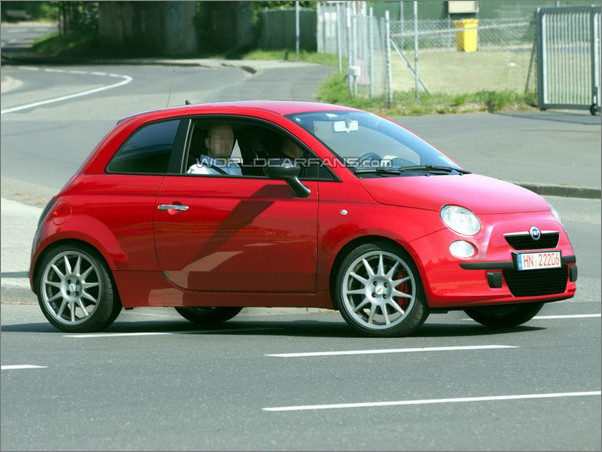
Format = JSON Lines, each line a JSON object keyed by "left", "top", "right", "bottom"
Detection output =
{"left": 516, "top": 251, "right": 562, "bottom": 271}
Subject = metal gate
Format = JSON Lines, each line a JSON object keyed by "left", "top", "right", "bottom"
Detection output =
{"left": 537, "top": 6, "right": 601, "bottom": 115}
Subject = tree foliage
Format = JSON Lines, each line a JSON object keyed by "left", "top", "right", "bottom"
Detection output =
{"left": 56, "top": 2, "right": 98, "bottom": 34}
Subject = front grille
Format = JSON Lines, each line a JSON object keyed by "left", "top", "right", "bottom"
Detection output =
{"left": 504, "top": 231, "right": 559, "bottom": 250}
{"left": 503, "top": 267, "right": 568, "bottom": 297}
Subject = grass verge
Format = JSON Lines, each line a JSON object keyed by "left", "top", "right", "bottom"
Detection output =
{"left": 317, "top": 71, "right": 538, "bottom": 116}
{"left": 32, "top": 31, "right": 98, "bottom": 57}
{"left": 241, "top": 49, "right": 340, "bottom": 67}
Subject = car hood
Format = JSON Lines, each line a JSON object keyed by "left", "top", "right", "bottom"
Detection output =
{"left": 360, "top": 174, "right": 549, "bottom": 214}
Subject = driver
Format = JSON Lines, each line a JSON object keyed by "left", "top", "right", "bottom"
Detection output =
{"left": 188, "top": 124, "right": 242, "bottom": 176}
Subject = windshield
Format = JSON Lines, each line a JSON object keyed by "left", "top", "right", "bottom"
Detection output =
{"left": 285, "top": 111, "right": 464, "bottom": 176}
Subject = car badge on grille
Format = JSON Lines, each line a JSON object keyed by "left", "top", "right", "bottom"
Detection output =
{"left": 529, "top": 226, "right": 541, "bottom": 240}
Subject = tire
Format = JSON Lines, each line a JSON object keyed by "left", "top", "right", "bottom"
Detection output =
{"left": 589, "top": 104, "right": 598, "bottom": 116}
{"left": 36, "top": 245, "right": 121, "bottom": 333}
{"left": 464, "top": 303, "right": 544, "bottom": 328}
{"left": 334, "top": 242, "right": 429, "bottom": 337}
{"left": 174, "top": 307, "right": 242, "bottom": 325}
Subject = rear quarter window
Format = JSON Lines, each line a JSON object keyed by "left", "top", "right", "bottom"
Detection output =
{"left": 106, "top": 119, "right": 180, "bottom": 174}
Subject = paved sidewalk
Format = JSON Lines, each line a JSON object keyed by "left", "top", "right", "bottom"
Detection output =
{"left": 1, "top": 198, "right": 39, "bottom": 301}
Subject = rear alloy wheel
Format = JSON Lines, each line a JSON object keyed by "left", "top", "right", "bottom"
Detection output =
{"left": 37, "top": 245, "right": 121, "bottom": 333}
{"left": 464, "top": 303, "right": 544, "bottom": 328}
{"left": 174, "top": 307, "right": 242, "bottom": 325}
{"left": 335, "top": 243, "right": 428, "bottom": 337}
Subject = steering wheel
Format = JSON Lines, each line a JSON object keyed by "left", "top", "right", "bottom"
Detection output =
{"left": 357, "top": 152, "right": 381, "bottom": 168}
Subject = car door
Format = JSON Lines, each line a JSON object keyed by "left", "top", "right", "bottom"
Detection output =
{"left": 153, "top": 118, "right": 319, "bottom": 293}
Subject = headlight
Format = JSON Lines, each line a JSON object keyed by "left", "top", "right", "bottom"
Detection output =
{"left": 548, "top": 201, "right": 562, "bottom": 224}
{"left": 440, "top": 205, "right": 481, "bottom": 236}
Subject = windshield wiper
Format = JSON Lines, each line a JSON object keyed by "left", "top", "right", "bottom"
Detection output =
{"left": 398, "top": 165, "right": 471, "bottom": 175}
{"left": 353, "top": 165, "right": 471, "bottom": 176}
{"left": 352, "top": 167, "right": 401, "bottom": 175}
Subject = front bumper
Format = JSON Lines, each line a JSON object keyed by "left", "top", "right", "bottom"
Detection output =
{"left": 408, "top": 214, "right": 577, "bottom": 309}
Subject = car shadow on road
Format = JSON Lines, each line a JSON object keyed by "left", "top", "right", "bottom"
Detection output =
{"left": 1, "top": 318, "right": 543, "bottom": 338}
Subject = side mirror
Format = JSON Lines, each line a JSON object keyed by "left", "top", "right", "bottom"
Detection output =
{"left": 264, "top": 159, "right": 311, "bottom": 198}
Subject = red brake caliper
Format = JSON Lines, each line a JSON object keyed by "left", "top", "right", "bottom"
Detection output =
{"left": 394, "top": 269, "right": 411, "bottom": 310}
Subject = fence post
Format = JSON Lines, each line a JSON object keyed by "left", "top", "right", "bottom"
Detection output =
{"left": 295, "top": 1, "right": 300, "bottom": 58}
{"left": 369, "top": 6, "right": 374, "bottom": 98}
{"left": 413, "top": 1, "right": 419, "bottom": 102}
{"left": 352, "top": 6, "right": 358, "bottom": 96}
{"left": 336, "top": 2, "right": 342, "bottom": 73}
{"left": 399, "top": 1, "right": 404, "bottom": 48}
{"left": 347, "top": 3, "right": 352, "bottom": 95}
{"left": 536, "top": 8, "right": 546, "bottom": 109}
{"left": 385, "top": 10, "right": 393, "bottom": 108}
{"left": 589, "top": 6, "right": 599, "bottom": 113}
{"left": 525, "top": 10, "right": 538, "bottom": 94}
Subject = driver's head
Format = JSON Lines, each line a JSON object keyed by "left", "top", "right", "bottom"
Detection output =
{"left": 281, "top": 140, "right": 303, "bottom": 159}
{"left": 205, "top": 124, "right": 234, "bottom": 159}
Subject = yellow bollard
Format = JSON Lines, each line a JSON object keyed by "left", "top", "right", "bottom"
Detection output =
{"left": 453, "top": 19, "right": 478, "bottom": 52}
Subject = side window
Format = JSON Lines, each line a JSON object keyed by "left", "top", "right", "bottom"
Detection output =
{"left": 183, "top": 117, "right": 336, "bottom": 181}
{"left": 106, "top": 120, "right": 180, "bottom": 174}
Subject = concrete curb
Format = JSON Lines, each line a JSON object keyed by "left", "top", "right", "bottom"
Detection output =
{"left": 517, "top": 183, "right": 601, "bottom": 200}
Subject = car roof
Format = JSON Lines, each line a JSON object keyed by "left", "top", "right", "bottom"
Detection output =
{"left": 198, "top": 100, "right": 357, "bottom": 115}
{"left": 118, "top": 101, "right": 358, "bottom": 124}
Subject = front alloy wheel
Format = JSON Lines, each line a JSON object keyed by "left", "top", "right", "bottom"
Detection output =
{"left": 37, "top": 245, "right": 121, "bottom": 332}
{"left": 335, "top": 243, "right": 428, "bottom": 337}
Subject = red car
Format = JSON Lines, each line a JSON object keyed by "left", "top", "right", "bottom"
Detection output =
{"left": 29, "top": 101, "right": 577, "bottom": 336}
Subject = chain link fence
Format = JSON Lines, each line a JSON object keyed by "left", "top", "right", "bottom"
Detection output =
{"left": 317, "top": 2, "right": 388, "bottom": 97}
{"left": 390, "top": 18, "right": 532, "bottom": 50}
{"left": 317, "top": 1, "right": 536, "bottom": 100}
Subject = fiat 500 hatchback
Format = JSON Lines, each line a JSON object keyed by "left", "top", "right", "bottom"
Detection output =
{"left": 30, "top": 101, "right": 577, "bottom": 337}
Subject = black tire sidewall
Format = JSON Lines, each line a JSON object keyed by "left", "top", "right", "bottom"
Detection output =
{"left": 334, "top": 242, "right": 428, "bottom": 337}
{"left": 174, "top": 307, "right": 243, "bottom": 324}
{"left": 465, "top": 302, "right": 544, "bottom": 328}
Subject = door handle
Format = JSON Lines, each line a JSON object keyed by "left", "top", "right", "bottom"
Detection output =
{"left": 157, "top": 204, "right": 189, "bottom": 212}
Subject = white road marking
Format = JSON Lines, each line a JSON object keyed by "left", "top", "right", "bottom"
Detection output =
{"left": 263, "top": 391, "right": 602, "bottom": 412}
{"left": 64, "top": 327, "right": 282, "bottom": 338}
{"left": 462, "top": 313, "right": 601, "bottom": 321}
{"left": 1, "top": 365, "right": 47, "bottom": 370}
{"left": 534, "top": 314, "right": 601, "bottom": 320}
{"left": 266, "top": 344, "right": 516, "bottom": 358}
{"left": 64, "top": 332, "right": 173, "bottom": 338}
{"left": 1, "top": 71, "right": 133, "bottom": 115}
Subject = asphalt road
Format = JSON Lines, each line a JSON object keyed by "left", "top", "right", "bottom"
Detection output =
{"left": 1, "top": 23, "right": 601, "bottom": 451}
{"left": 1, "top": 302, "right": 600, "bottom": 451}
{"left": 0, "top": 22, "right": 56, "bottom": 51}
